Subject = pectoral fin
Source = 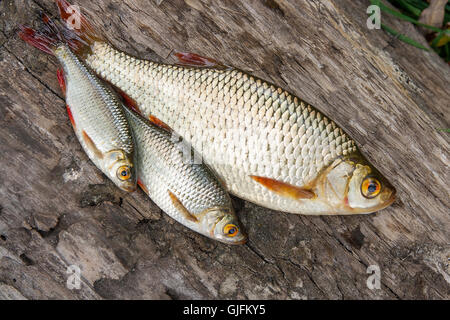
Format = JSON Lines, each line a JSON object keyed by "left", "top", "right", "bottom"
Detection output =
{"left": 82, "top": 130, "right": 103, "bottom": 159}
{"left": 168, "top": 190, "right": 198, "bottom": 222}
{"left": 250, "top": 175, "right": 315, "bottom": 200}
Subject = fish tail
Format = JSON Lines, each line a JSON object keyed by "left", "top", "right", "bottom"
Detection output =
{"left": 19, "top": 12, "right": 85, "bottom": 55}
{"left": 18, "top": 14, "right": 63, "bottom": 55}
{"left": 55, "top": 0, "right": 104, "bottom": 57}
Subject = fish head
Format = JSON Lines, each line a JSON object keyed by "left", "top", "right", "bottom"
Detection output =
{"left": 318, "top": 154, "right": 396, "bottom": 214}
{"left": 103, "top": 149, "right": 137, "bottom": 192}
{"left": 201, "top": 207, "right": 247, "bottom": 244}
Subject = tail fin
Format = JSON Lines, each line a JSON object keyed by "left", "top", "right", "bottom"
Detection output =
{"left": 18, "top": 19, "right": 61, "bottom": 55}
{"left": 55, "top": 0, "right": 103, "bottom": 51}
{"left": 19, "top": 13, "right": 86, "bottom": 55}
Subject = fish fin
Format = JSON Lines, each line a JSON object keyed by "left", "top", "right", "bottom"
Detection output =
{"left": 55, "top": 0, "right": 104, "bottom": 56}
{"left": 82, "top": 130, "right": 103, "bottom": 159}
{"left": 66, "top": 105, "right": 76, "bottom": 128}
{"left": 117, "top": 89, "right": 141, "bottom": 114}
{"left": 57, "top": 69, "right": 66, "bottom": 96}
{"left": 173, "top": 51, "right": 227, "bottom": 69}
{"left": 167, "top": 190, "right": 198, "bottom": 222}
{"left": 19, "top": 12, "right": 88, "bottom": 55}
{"left": 250, "top": 175, "right": 315, "bottom": 199}
{"left": 149, "top": 115, "right": 172, "bottom": 132}
{"left": 18, "top": 22, "right": 59, "bottom": 55}
{"left": 137, "top": 179, "right": 149, "bottom": 195}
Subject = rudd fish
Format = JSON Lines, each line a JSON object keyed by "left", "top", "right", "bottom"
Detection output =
{"left": 56, "top": 0, "right": 396, "bottom": 215}
{"left": 123, "top": 104, "right": 246, "bottom": 244}
{"left": 19, "top": 18, "right": 137, "bottom": 192}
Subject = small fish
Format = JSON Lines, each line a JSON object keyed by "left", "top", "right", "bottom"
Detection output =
{"left": 55, "top": 0, "right": 396, "bottom": 215}
{"left": 19, "top": 18, "right": 137, "bottom": 192}
{"left": 123, "top": 102, "right": 246, "bottom": 244}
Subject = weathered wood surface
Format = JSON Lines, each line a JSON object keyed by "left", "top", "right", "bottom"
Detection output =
{"left": 0, "top": 0, "right": 449, "bottom": 300}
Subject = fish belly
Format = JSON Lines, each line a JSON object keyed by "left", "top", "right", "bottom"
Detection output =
{"left": 87, "top": 43, "right": 358, "bottom": 214}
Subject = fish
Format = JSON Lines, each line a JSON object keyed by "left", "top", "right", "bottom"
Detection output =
{"left": 55, "top": 0, "right": 396, "bottom": 215}
{"left": 122, "top": 101, "right": 247, "bottom": 244}
{"left": 19, "top": 17, "right": 137, "bottom": 192}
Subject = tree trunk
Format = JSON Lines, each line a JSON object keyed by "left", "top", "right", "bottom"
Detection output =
{"left": 0, "top": 0, "right": 448, "bottom": 299}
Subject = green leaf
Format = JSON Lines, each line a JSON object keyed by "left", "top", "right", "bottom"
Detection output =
{"left": 388, "top": 0, "right": 422, "bottom": 18}
{"left": 431, "top": 30, "right": 450, "bottom": 48}
{"left": 381, "top": 23, "right": 430, "bottom": 50}
{"left": 445, "top": 43, "right": 450, "bottom": 62}
{"left": 372, "top": 0, "right": 445, "bottom": 32}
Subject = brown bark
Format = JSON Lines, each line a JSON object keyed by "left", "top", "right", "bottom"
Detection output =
{"left": 0, "top": 0, "right": 448, "bottom": 299}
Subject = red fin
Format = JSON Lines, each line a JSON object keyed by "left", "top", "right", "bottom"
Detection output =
{"left": 18, "top": 25, "right": 57, "bottom": 55}
{"left": 149, "top": 115, "right": 172, "bottom": 132}
{"left": 137, "top": 179, "right": 149, "bottom": 195}
{"left": 55, "top": 0, "right": 104, "bottom": 54}
{"left": 66, "top": 105, "right": 75, "bottom": 128}
{"left": 250, "top": 176, "right": 315, "bottom": 200}
{"left": 168, "top": 190, "right": 198, "bottom": 222}
{"left": 173, "top": 51, "right": 226, "bottom": 68}
{"left": 20, "top": 13, "right": 86, "bottom": 55}
{"left": 82, "top": 130, "right": 103, "bottom": 159}
{"left": 57, "top": 69, "right": 66, "bottom": 96}
{"left": 117, "top": 89, "right": 141, "bottom": 114}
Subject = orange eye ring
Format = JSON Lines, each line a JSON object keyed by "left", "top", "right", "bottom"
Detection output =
{"left": 224, "top": 224, "right": 239, "bottom": 237}
{"left": 117, "top": 166, "right": 131, "bottom": 180}
{"left": 361, "top": 176, "right": 381, "bottom": 199}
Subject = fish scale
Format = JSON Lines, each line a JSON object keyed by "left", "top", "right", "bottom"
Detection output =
{"left": 19, "top": 18, "right": 138, "bottom": 192}
{"left": 53, "top": 0, "right": 395, "bottom": 215}
{"left": 124, "top": 106, "right": 246, "bottom": 243}
{"left": 126, "top": 110, "right": 230, "bottom": 213}
{"left": 84, "top": 43, "right": 355, "bottom": 213}
{"left": 61, "top": 46, "right": 134, "bottom": 155}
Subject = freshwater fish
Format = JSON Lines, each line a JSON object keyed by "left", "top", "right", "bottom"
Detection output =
{"left": 19, "top": 19, "right": 137, "bottom": 192}
{"left": 123, "top": 104, "right": 246, "bottom": 244}
{"left": 55, "top": 0, "right": 396, "bottom": 214}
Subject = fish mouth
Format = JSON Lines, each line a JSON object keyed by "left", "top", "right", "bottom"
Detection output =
{"left": 231, "top": 237, "right": 248, "bottom": 245}
{"left": 342, "top": 187, "right": 396, "bottom": 215}
{"left": 356, "top": 188, "right": 396, "bottom": 214}
{"left": 380, "top": 189, "right": 396, "bottom": 210}
{"left": 217, "top": 236, "right": 248, "bottom": 245}
{"left": 121, "top": 184, "right": 137, "bottom": 192}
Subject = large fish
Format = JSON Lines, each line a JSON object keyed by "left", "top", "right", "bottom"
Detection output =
{"left": 19, "top": 19, "right": 137, "bottom": 192}
{"left": 56, "top": 0, "right": 396, "bottom": 215}
{"left": 123, "top": 104, "right": 247, "bottom": 244}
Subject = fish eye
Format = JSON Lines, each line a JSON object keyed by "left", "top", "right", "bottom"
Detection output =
{"left": 361, "top": 176, "right": 381, "bottom": 199}
{"left": 117, "top": 166, "right": 131, "bottom": 180}
{"left": 224, "top": 224, "right": 239, "bottom": 237}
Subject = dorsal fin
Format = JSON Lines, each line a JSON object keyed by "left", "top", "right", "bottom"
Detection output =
{"left": 117, "top": 88, "right": 141, "bottom": 114}
{"left": 173, "top": 51, "right": 227, "bottom": 69}
{"left": 149, "top": 115, "right": 172, "bottom": 132}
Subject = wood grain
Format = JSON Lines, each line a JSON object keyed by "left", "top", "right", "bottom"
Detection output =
{"left": 0, "top": 0, "right": 448, "bottom": 299}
